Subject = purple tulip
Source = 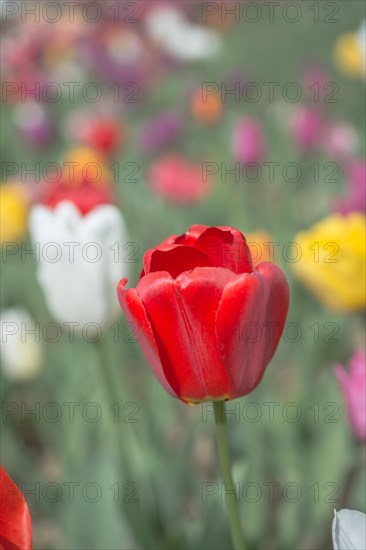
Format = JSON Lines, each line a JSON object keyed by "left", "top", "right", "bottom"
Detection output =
{"left": 139, "top": 110, "right": 183, "bottom": 153}
{"left": 14, "top": 102, "right": 52, "bottom": 148}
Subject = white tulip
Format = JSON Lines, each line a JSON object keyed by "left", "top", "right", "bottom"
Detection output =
{"left": 0, "top": 308, "right": 42, "bottom": 381}
{"left": 145, "top": 6, "right": 221, "bottom": 61}
{"left": 29, "top": 201, "right": 128, "bottom": 328}
{"left": 332, "top": 509, "right": 366, "bottom": 550}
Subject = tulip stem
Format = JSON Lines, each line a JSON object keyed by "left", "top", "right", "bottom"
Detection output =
{"left": 94, "top": 338, "right": 160, "bottom": 549}
{"left": 213, "top": 401, "right": 245, "bottom": 550}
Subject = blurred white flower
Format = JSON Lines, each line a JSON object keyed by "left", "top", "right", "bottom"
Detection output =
{"left": 357, "top": 20, "right": 366, "bottom": 60}
{"left": 29, "top": 202, "right": 128, "bottom": 328}
{"left": 357, "top": 20, "right": 366, "bottom": 84}
{"left": 0, "top": 308, "right": 42, "bottom": 381}
{"left": 145, "top": 6, "right": 221, "bottom": 61}
{"left": 332, "top": 509, "right": 366, "bottom": 549}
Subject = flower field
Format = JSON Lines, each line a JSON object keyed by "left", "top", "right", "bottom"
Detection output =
{"left": 0, "top": 2, "right": 365, "bottom": 549}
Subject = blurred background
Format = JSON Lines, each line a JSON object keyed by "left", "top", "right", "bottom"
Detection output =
{"left": 1, "top": 1, "right": 365, "bottom": 549}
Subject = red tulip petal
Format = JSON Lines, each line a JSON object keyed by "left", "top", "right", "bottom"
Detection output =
{"left": 136, "top": 268, "right": 235, "bottom": 402}
{"left": 194, "top": 226, "right": 253, "bottom": 274}
{"left": 174, "top": 225, "right": 209, "bottom": 246}
{"left": 144, "top": 245, "right": 213, "bottom": 279}
{"left": 117, "top": 278, "right": 178, "bottom": 398}
{"left": 142, "top": 226, "right": 210, "bottom": 276}
{"left": 217, "top": 262, "right": 289, "bottom": 398}
{"left": 0, "top": 467, "right": 32, "bottom": 550}
{"left": 159, "top": 234, "right": 180, "bottom": 247}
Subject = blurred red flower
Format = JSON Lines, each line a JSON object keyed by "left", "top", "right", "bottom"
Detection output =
{"left": 118, "top": 225, "right": 289, "bottom": 404}
{"left": 0, "top": 466, "right": 32, "bottom": 550}
{"left": 37, "top": 147, "right": 115, "bottom": 215}
{"left": 69, "top": 117, "right": 123, "bottom": 155}
{"left": 40, "top": 180, "right": 114, "bottom": 216}
{"left": 148, "top": 156, "right": 210, "bottom": 203}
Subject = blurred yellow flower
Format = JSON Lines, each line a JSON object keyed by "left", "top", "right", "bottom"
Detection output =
{"left": 246, "top": 230, "right": 276, "bottom": 266}
{"left": 0, "top": 184, "right": 29, "bottom": 244}
{"left": 63, "top": 146, "right": 111, "bottom": 187}
{"left": 292, "top": 213, "right": 366, "bottom": 312}
{"left": 334, "top": 32, "right": 365, "bottom": 79}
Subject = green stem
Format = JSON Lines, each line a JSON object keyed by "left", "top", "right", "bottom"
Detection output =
{"left": 214, "top": 401, "right": 245, "bottom": 550}
{"left": 94, "top": 338, "right": 161, "bottom": 550}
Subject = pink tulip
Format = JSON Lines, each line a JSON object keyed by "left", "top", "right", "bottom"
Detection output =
{"left": 324, "top": 121, "right": 359, "bottom": 160}
{"left": 232, "top": 117, "right": 267, "bottom": 165}
{"left": 335, "top": 349, "right": 366, "bottom": 441}
{"left": 334, "top": 159, "right": 366, "bottom": 215}
{"left": 291, "top": 106, "right": 324, "bottom": 151}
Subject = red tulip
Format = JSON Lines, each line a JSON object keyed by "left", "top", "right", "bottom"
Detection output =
{"left": 0, "top": 466, "right": 32, "bottom": 550}
{"left": 81, "top": 118, "right": 122, "bottom": 155}
{"left": 41, "top": 180, "right": 114, "bottom": 216}
{"left": 118, "top": 225, "right": 289, "bottom": 404}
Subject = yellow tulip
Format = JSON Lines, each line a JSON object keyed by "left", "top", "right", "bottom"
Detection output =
{"left": 334, "top": 32, "right": 365, "bottom": 79}
{"left": 0, "top": 183, "right": 29, "bottom": 244}
{"left": 292, "top": 213, "right": 366, "bottom": 312}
